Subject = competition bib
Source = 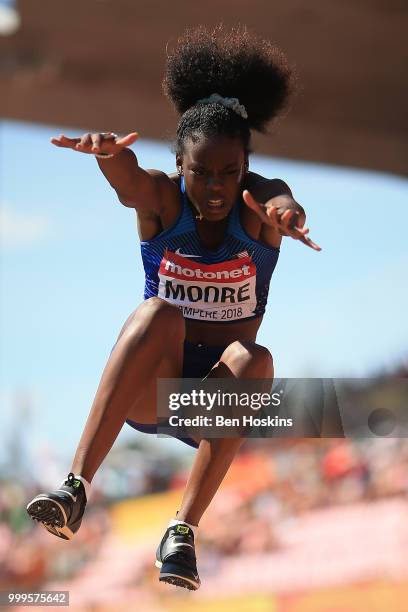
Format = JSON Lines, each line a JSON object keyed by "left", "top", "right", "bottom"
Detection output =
{"left": 158, "top": 249, "right": 257, "bottom": 322}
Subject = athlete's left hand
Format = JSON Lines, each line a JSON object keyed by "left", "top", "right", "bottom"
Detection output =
{"left": 242, "top": 190, "right": 321, "bottom": 251}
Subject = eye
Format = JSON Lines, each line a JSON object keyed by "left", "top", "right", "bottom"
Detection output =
{"left": 225, "top": 169, "right": 239, "bottom": 175}
{"left": 192, "top": 168, "right": 205, "bottom": 176}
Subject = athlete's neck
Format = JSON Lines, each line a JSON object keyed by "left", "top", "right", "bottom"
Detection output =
{"left": 195, "top": 216, "right": 229, "bottom": 251}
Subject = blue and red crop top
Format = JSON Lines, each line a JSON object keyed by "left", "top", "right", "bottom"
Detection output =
{"left": 140, "top": 177, "right": 279, "bottom": 323}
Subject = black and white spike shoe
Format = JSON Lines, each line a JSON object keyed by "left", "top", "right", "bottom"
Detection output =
{"left": 155, "top": 523, "right": 201, "bottom": 590}
{"left": 26, "top": 473, "right": 87, "bottom": 540}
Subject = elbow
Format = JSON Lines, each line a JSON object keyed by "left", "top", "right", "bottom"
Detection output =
{"left": 117, "top": 193, "right": 136, "bottom": 208}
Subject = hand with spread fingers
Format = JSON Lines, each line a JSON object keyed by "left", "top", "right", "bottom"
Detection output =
{"left": 242, "top": 190, "right": 322, "bottom": 251}
{"left": 50, "top": 131, "right": 139, "bottom": 158}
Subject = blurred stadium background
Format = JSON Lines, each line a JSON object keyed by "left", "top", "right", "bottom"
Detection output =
{"left": 1, "top": 1, "right": 407, "bottom": 610}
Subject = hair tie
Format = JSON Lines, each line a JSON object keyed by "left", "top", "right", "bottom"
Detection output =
{"left": 196, "top": 93, "right": 248, "bottom": 119}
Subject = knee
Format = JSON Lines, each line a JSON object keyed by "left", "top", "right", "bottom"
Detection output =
{"left": 144, "top": 296, "right": 184, "bottom": 321}
{"left": 124, "top": 298, "right": 185, "bottom": 345}
{"left": 221, "top": 341, "right": 273, "bottom": 377}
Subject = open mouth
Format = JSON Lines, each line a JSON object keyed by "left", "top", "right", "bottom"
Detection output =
{"left": 207, "top": 199, "right": 225, "bottom": 209}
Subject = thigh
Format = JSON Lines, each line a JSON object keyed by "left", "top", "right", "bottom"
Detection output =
{"left": 126, "top": 351, "right": 182, "bottom": 424}
{"left": 111, "top": 298, "right": 186, "bottom": 424}
{"left": 128, "top": 340, "right": 227, "bottom": 425}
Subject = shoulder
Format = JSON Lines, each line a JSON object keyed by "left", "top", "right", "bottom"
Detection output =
{"left": 136, "top": 170, "right": 181, "bottom": 240}
{"left": 131, "top": 169, "right": 180, "bottom": 219}
{"left": 143, "top": 169, "right": 179, "bottom": 206}
{"left": 245, "top": 172, "right": 292, "bottom": 199}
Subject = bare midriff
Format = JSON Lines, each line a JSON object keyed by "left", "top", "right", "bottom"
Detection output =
{"left": 185, "top": 315, "right": 263, "bottom": 346}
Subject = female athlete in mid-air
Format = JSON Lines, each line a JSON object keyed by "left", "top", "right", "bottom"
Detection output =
{"left": 27, "top": 25, "right": 320, "bottom": 590}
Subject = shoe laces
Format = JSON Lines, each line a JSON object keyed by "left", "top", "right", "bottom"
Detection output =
{"left": 64, "top": 472, "right": 77, "bottom": 487}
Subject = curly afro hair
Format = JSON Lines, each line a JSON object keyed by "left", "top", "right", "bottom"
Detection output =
{"left": 163, "top": 24, "right": 295, "bottom": 156}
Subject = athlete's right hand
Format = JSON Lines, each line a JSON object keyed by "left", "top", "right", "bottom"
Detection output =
{"left": 50, "top": 132, "right": 139, "bottom": 156}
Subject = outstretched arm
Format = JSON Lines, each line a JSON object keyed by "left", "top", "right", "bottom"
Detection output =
{"left": 51, "top": 132, "right": 167, "bottom": 214}
{"left": 242, "top": 180, "right": 321, "bottom": 251}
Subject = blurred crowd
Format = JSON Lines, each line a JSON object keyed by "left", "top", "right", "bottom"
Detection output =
{"left": 199, "top": 437, "right": 408, "bottom": 557}
{"left": 1, "top": 434, "right": 407, "bottom": 592}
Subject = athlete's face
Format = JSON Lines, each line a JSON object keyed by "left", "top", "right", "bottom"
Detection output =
{"left": 178, "top": 134, "right": 247, "bottom": 221}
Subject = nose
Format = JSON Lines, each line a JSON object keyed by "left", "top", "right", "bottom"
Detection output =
{"left": 206, "top": 176, "right": 224, "bottom": 190}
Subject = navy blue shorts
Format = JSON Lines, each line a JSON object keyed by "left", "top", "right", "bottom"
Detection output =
{"left": 125, "top": 340, "right": 228, "bottom": 449}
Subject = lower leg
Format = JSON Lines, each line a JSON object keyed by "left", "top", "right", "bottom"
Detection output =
{"left": 176, "top": 343, "right": 274, "bottom": 525}
{"left": 176, "top": 438, "right": 244, "bottom": 525}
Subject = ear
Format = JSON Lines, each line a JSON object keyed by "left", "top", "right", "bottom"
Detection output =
{"left": 239, "top": 159, "right": 249, "bottom": 183}
{"left": 176, "top": 155, "right": 183, "bottom": 175}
